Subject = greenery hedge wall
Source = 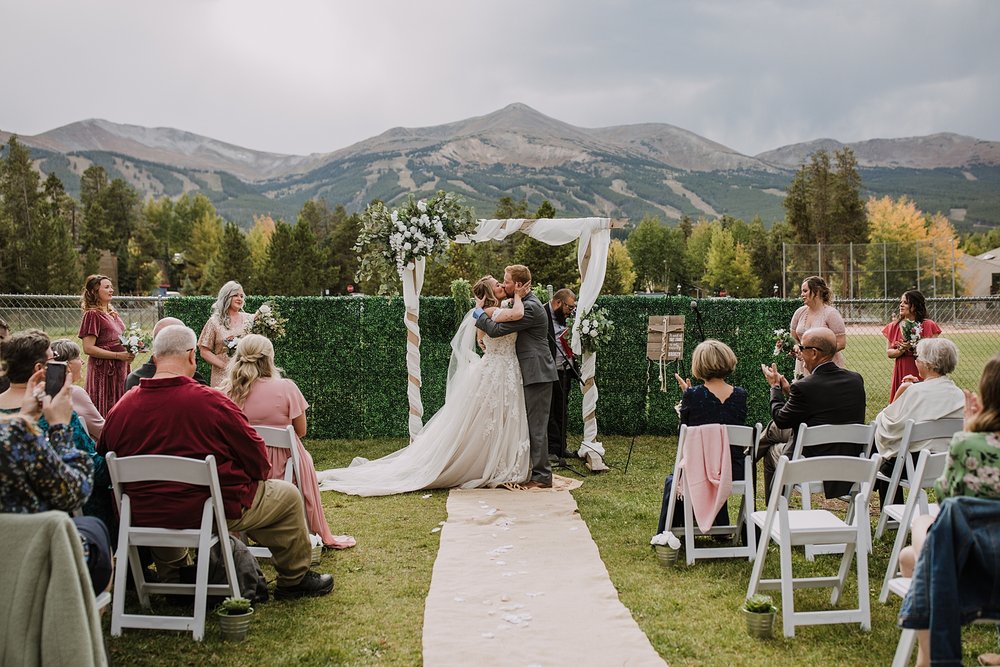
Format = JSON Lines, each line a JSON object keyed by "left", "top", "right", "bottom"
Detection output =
{"left": 166, "top": 295, "right": 800, "bottom": 440}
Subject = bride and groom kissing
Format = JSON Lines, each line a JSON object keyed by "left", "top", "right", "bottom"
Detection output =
{"left": 318, "top": 264, "right": 559, "bottom": 496}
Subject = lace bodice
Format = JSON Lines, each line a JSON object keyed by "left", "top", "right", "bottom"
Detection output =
{"left": 484, "top": 332, "right": 518, "bottom": 358}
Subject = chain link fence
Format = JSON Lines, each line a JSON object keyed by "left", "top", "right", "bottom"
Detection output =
{"left": 0, "top": 294, "right": 168, "bottom": 339}
{"left": 833, "top": 296, "right": 1000, "bottom": 418}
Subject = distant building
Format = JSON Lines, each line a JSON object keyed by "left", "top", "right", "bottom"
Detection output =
{"left": 959, "top": 247, "right": 1000, "bottom": 295}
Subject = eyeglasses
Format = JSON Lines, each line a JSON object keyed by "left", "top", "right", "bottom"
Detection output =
{"left": 795, "top": 345, "right": 822, "bottom": 353}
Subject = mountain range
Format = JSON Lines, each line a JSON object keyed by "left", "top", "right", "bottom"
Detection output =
{"left": 3, "top": 103, "right": 999, "bottom": 229}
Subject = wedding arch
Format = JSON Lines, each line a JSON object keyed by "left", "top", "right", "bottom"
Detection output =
{"left": 399, "top": 216, "right": 623, "bottom": 460}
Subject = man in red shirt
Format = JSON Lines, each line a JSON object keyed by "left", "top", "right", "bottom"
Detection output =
{"left": 98, "top": 324, "right": 332, "bottom": 599}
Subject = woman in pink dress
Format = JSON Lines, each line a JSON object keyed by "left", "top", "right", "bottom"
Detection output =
{"left": 221, "top": 334, "right": 355, "bottom": 550}
{"left": 883, "top": 289, "right": 941, "bottom": 403}
{"left": 78, "top": 274, "right": 134, "bottom": 416}
{"left": 198, "top": 281, "right": 253, "bottom": 387}
{"left": 789, "top": 275, "right": 847, "bottom": 378}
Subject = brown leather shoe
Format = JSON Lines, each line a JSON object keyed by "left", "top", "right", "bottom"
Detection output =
{"left": 523, "top": 480, "right": 552, "bottom": 490}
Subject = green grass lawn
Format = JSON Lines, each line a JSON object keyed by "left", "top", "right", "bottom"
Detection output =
{"left": 103, "top": 434, "right": 999, "bottom": 666}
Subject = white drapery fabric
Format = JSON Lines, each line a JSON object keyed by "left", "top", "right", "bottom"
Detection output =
{"left": 400, "top": 257, "right": 426, "bottom": 439}
{"left": 457, "top": 217, "right": 612, "bottom": 455}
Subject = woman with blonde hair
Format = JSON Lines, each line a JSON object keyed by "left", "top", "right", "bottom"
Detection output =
{"left": 221, "top": 334, "right": 355, "bottom": 549}
{"left": 789, "top": 275, "right": 847, "bottom": 378}
{"left": 78, "top": 274, "right": 133, "bottom": 414}
{"left": 51, "top": 338, "right": 104, "bottom": 440}
{"left": 198, "top": 281, "right": 253, "bottom": 387}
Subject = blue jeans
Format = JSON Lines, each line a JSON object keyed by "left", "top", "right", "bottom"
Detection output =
{"left": 899, "top": 496, "right": 1000, "bottom": 666}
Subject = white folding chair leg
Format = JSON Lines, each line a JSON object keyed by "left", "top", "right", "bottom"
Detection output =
{"left": 891, "top": 629, "right": 917, "bottom": 667}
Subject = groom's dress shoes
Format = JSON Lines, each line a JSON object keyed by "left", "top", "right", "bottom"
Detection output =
{"left": 523, "top": 480, "right": 552, "bottom": 490}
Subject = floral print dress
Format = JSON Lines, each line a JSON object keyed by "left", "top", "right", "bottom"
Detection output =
{"left": 936, "top": 431, "right": 1000, "bottom": 500}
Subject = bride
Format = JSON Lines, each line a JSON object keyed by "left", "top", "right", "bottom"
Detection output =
{"left": 317, "top": 276, "right": 531, "bottom": 496}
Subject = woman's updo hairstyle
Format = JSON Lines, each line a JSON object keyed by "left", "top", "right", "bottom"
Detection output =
{"left": 219, "top": 334, "right": 282, "bottom": 407}
{"left": 803, "top": 275, "right": 831, "bottom": 303}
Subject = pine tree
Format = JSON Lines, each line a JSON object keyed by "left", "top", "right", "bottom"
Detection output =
{"left": 291, "top": 216, "right": 323, "bottom": 295}
{"left": 205, "top": 222, "right": 254, "bottom": 293}
{"left": 603, "top": 239, "right": 637, "bottom": 294}
{"left": 0, "top": 136, "right": 45, "bottom": 291}
{"left": 261, "top": 221, "right": 297, "bottom": 295}
{"left": 185, "top": 211, "right": 224, "bottom": 294}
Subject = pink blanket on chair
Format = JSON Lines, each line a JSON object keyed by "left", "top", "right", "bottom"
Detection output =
{"left": 680, "top": 424, "right": 732, "bottom": 533}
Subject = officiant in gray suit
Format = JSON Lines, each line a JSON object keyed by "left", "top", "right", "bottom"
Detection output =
{"left": 475, "top": 264, "right": 558, "bottom": 489}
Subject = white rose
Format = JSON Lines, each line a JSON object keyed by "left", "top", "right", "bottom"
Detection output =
{"left": 582, "top": 322, "right": 591, "bottom": 334}
{"left": 396, "top": 221, "right": 405, "bottom": 232}
{"left": 259, "top": 304, "right": 271, "bottom": 314}
{"left": 391, "top": 211, "right": 399, "bottom": 222}
{"left": 403, "top": 242, "right": 412, "bottom": 250}
{"left": 417, "top": 200, "right": 427, "bottom": 213}
{"left": 590, "top": 329, "right": 598, "bottom": 337}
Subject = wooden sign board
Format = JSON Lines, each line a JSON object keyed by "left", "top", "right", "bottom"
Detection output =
{"left": 647, "top": 316, "right": 685, "bottom": 362}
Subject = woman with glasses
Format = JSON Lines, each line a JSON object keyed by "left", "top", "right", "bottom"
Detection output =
{"left": 78, "top": 274, "right": 133, "bottom": 415}
{"left": 51, "top": 338, "right": 104, "bottom": 441}
{"left": 883, "top": 289, "right": 941, "bottom": 403}
{"left": 789, "top": 275, "right": 846, "bottom": 378}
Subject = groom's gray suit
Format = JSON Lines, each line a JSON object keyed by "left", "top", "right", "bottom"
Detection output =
{"left": 476, "top": 293, "right": 558, "bottom": 485}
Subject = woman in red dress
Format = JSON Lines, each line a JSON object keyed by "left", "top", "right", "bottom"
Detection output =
{"left": 883, "top": 289, "right": 941, "bottom": 403}
{"left": 78, "top": 275, "right": 134, "bottom": 416}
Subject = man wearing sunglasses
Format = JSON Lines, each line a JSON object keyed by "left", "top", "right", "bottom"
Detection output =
{"left": 759, "top": 327, "right": 866, "bottom": 500}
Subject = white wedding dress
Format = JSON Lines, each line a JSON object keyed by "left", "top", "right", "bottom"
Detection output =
{"left": 317, "top": 309, "right": 530, "bottom": 496}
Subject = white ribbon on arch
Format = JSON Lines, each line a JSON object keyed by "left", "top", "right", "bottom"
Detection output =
{"left": 456, "top": 217, "right": 612, "bottom": 455}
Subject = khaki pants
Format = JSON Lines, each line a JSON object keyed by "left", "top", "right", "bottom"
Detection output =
{"left": 153, "top": 479, "right": 311, "bottom": 588}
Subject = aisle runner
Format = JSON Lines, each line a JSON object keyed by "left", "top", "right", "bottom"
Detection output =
{"left": 423, "top": 488, "right": 667, "bottom": 667}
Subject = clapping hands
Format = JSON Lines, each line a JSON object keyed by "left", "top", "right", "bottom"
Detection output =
{"left": 674, "top": 373, "right": 692, "bottom": 392}
{"left": 963, "top": 389, "right": 983, "bottom": 430}
{"left": 760, "top": 363, "right": 790, "bottom": 394}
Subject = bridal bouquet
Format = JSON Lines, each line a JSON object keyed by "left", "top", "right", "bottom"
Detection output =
{"left": 224, "top": 335, "right": 242, "bottom": 356}
{"left": 772, "top": 328, "right": 797, "bottom": 357}
{"left": 244, "top": 302, "right": 287, "bottom": 341}
{"left": 118, "top": 323, "right": 151, "bottom": 355}
{"left": 899, "top": 319, "right": 923, "bottom": 351}
{"left": 356, "top": 190, "right": 477, "bottom": 289}
{"left": 567, "top": 306, "right": 615, "bottom": 354}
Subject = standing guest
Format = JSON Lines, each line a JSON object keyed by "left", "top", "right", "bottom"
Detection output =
{"left": 789, "top": 276, "right": 846, "bottom": 378}
{"left": 51, "top": 339, "right": 104, "bottom": 441}
{"left": 656, "top": 340, "right": 748, "bottom": 533}
{"left": 125, "top": 317, "right": 208, "bottom": 391}
{"left": 0, "top": 366, "right": 112, "bottom": 596}
{"left": 198, "top": 281, "right": 252, "bottom": 387}
{"left": 221, "top": 334, "right": 356, "bottom": 550}
{"left": 0, "top": 330, "right": 114, "bottom": 530}
{"left": 99, "top": 325, "right": 332, "bottom": 599}
{"left": 545, "top": 288, "right": 576, "bottom": 463}
{"left": 78, "top": 274, "right": 133, "bottom": 415}
{"left": 883, "top": 289, "right": 941, "bottom": 402}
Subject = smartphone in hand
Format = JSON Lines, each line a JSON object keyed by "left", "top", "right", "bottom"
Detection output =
{"left": 44, "top": 361, "right": 68, "bottom": 397}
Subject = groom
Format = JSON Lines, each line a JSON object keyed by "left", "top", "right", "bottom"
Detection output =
{"left": 474, "top": 264, "right": 557, "bottom": 489}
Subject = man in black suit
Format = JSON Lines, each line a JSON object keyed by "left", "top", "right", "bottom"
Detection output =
{"left": 545, "top": 288, "right": 576, "bottom": 464}
{"left": 760, "top": 327, "right": 866, "bottom": 500}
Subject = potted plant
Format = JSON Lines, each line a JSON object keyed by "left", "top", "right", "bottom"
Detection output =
{"left": 742, "top": 594, "right": 777, "bottom": 638}
{"left": 216, "top": 596, "right": 254, "bottom": 642}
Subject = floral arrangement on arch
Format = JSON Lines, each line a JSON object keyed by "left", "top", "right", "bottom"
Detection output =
{"left": 567, "top": 306, "right": 615, "bottom": 354}
{"left": 355, "top": 190, "right": 477, "bottom": 289}
{"left": 244, "top": 302, "right": 288, "bottom": 341}
{"left": 119, "top": 323, "right": 151, "bottom": 356}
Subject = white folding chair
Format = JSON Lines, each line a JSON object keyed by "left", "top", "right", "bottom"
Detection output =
{"left": 790, "top": 422, "right": 875, "bottom": 560}
{"left": 878, "top": 449, "right": 949, "bottom": 604}
{"left": 747, "top": 453, "right": 881, "bottom": 638}
{"left": 247, "top": 425, "right": 305, "bottom": 559}
{"left": 663, "top": 423, "right": 760, "bottom": 565}
{"left": 107, "top": 452, "right": 240, "bottom": 641}
{"left": 872, "top": 417, "right": 963, "bottom": 540}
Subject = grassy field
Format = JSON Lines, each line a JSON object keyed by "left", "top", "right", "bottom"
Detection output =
{"left": 103, "top": 434, "right": 998, "bottom": 666}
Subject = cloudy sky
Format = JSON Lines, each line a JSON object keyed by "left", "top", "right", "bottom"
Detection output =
{"left": 2, "top": 0, "right": 997, "bottom": 157}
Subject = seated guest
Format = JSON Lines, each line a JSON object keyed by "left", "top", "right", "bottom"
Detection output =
{"left": 125, "top": 317, "right": 208, "bottom": 391}
{"left": 898, "top": 353, "right": 1000, "bottom": 666}
{"left": 760, "top": 327, "right": 866, "bottom": 500}
{"left": 220, "top": 334, "right": 356, "bottom": 550}
{"left": 0, "top": 329, "right": 114, "bottom": 530}
{"left": 0, "top": 367, "right": 112, "bottom": 595}
{"left": 872, "top": 337, "right": 964, "bottom": 506}
{"left": 51, "top": 339, "right": 104, "bottom": 441}
{"left": 98, "top": 324, "right": 332, "bottom": 599}
{"left": 656, "top": 340, "right": 748, "bottom": 534}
